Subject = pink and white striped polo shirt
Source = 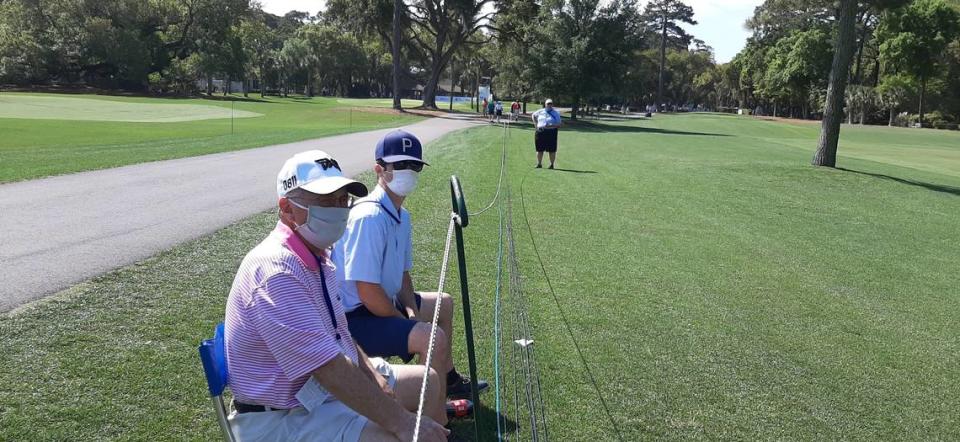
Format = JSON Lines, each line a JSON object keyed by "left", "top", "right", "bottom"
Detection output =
{"left": 225, "top": 221, "right": 359, "bottom": 409}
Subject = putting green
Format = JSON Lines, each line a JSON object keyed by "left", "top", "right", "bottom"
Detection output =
{"left": 0, "top": 94, "right": 263, "bottom": 122}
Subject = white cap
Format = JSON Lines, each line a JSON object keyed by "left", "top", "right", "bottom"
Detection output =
{"left": 545, "top": 98, "right": 554, "bottom": 105}
{"left": 277, "top": 150, "right": 368, "bottom": 198}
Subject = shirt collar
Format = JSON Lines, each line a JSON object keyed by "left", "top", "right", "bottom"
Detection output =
{"left": 271, "top": 221, "right": 327, "bottom": 272}
{"left": 372, "top": 185, "right": 402, "bottom": 221}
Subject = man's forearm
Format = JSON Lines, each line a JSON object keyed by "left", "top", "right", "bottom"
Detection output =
{"left": 356, "top": 281, "right": 404, "bottom": 317}
{"left": 397, "top": 272, "right": 417, "bottom": 312}
{"left": 314, "top": 355, "right": 411, "bottom": 436}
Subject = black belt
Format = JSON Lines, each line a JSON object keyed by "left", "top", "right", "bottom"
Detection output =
{"left": 233, "top": 400, "right": 287, "bottom": 414}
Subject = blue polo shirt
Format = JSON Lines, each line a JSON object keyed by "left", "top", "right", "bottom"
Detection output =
{"left": 333, "top": 185, "right": 414, "bottom": 312}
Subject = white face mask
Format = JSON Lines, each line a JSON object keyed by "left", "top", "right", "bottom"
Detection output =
{"left": 386, "top": 169, "right": 420, "bottom": 196}
{"left": 290, "top": 201, "right": 350, "bottom": 249}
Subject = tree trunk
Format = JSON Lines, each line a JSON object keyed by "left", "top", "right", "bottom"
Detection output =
{"left": 392, "top": 0, "right": 402, "bottom": 110}
{"left": 421, "top": 50, "right": 455, "bottom": 109}
{"left": 918, "top": 76, "right": 926, "bottom": 128}
{"left": 571, "top": 97, "right": 579, "bottom": 120}
{"left": 449, "top": 60, "right": 455, "bottom": 111}
{"left": 853, "top": 11, "right": 870, "bottom": 84}
{"left": 889, "top": 107, "right": 895, "bottom": 127}
{"left": 260, "top": 65, "right": 266, "bottom": 98}
{"left": 657, "top": 16, "right": 667, "bottom": 110}
{"left": 305, "top": 69, "right": 312, "bottom": 97}
{"left": 224, "top": 76, "right": 230, "bottom": 96}
{"left": 813, "top": 0, "right": 858, "bottom": 168}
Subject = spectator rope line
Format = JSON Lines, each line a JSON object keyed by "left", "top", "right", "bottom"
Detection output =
{"left": 469, "top": 120, "right": 509, "bottom": 217}
{"left": 494, "top": 184, "right": 507, "bottom": 440}
{"left": 487, "top": 118, "right": 549, "bottom": 441}
{"left": 519, "top": 171, "right": 624, "bottom": 441}
{"left": 505, "top": 158, "right": 549, "bottom": 442}
{"left": 412, "top": 213, "right": 458, "bottom": 442}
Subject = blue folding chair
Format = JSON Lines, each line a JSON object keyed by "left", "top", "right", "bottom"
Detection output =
{"left": 198, "top": 323, "right": 236, "bottom": 442}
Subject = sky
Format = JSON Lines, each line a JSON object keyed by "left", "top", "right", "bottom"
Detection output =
{"left": 257, "top": 0, "right": 764, "bottom": 63}
{"left": 679, "top": 0, "right": 764, "bottom": 63}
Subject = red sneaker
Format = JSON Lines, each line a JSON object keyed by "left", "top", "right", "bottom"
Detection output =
{"left": 445, "top": 399, "right": 473, "bottom": 419}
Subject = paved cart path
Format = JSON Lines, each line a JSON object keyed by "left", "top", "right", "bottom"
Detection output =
{"left": 0, "top": 114, "right": 481, "bottom": 311}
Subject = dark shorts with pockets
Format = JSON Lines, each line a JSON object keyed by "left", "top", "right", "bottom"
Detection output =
{"left": 346, "top": 294, "right": 422, "bottom": 362}
{"left": 535, "top": 128, "right": 559, "bottom": 152}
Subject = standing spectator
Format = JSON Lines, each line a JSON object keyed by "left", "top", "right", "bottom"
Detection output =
{"left": 510, "top": 100, "right": 521, "bottom": 121}
{"left": 486, "top": 98, "right": 496, "bottom": 123}
{"left": 494, "top": 101, "right": 504, "bottom": 123}
{"left": 531, "top": 99, "right": 563, "bottom": 169}
{"left": 481, "top": 97, "right": 488, "bottom": 119}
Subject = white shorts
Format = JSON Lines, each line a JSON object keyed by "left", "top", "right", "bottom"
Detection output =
{"left": 228, "top": 358, "right": 396, "bottom": 442}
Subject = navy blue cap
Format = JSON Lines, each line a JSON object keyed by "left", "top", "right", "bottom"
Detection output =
{"left": 375, "top": 130, "right": 430, "bottom": 165}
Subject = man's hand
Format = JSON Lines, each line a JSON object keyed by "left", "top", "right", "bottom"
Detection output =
{"left": 395, "top": 414, "right": 450, "bottom": 442}
{"left": 376, "top": 371, "right": 395, "bottom": 399}
{"left": 404, "top": 305, "right": 418, "bottom": 319}
{"left": 358, "top": 345, "right": 397, "bottom": 400}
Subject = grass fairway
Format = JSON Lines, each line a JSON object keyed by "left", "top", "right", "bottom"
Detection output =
{"left": 1, "top": 114, "right": 959, "bottom": 440}
{"left": 0, "top": 94, "right": 264, "bottom": 122}
{"left": 0, "top": 92, "right": 423, "bottom": 183}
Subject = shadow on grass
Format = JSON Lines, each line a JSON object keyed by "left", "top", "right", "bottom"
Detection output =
{"left": 565, "top": 120, "right": 730, "bottom": 136}
{"left": 199, "top": 95, "right": 270, "bottom": 103}
{"left": 449, "top": 401, "right": 520, "bottom": 441}
{"left": 507, "top": 120, "right": 729, "bottom": 137}
{"left": 548, "top": 168, "right": 598, "bottom": 174}
{"left": 839, "top": 168, "right": 960, "bottom": 197}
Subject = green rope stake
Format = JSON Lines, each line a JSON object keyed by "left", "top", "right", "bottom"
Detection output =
{"left": 450, "top": 175, "right": 480, "bottom": 441}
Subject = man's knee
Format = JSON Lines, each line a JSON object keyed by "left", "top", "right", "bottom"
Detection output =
{"left": 409, "top": 323, "right": 448, "bottom": 357}
{"left": 439, "top": 292, "right": 454, "bottom": 318}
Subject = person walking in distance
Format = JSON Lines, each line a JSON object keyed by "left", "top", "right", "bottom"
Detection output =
{"left": 532, "top": 98, "right": 562, "bottom": 169}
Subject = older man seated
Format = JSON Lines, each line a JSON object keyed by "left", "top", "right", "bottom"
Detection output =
{"left": 224, "top": 150, "right": 448, "bottom": 442}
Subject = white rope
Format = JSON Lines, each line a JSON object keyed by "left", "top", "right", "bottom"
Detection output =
{"left": 469, "top": 120, "right": 508, "bottom": 217}
{"left": 412, "top": 213, "right": 459, "bottom": 442}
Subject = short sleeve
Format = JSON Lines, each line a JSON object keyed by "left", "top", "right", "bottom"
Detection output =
{"left": 341, "top": 214, "right": 385, "bottom": 284}
{"left": 250, "top": 273, "right": 341, "bottom": 380}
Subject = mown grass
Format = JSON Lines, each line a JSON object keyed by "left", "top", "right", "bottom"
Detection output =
{"left": 1, "top": 113, "right": 958, "bottom": 440}
{"left": 0, "top": 92, "right": 423, "bottom": 183}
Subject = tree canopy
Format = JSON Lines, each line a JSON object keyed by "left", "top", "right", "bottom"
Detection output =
{"left": 1, "top": 0, "right": 957, "bottom": 130}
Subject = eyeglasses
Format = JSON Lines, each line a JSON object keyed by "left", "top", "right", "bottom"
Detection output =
{"left": 390, "top": 160, "right": 424, "bottom": 172}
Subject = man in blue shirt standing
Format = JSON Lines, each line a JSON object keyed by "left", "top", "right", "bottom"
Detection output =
{"left": 333, "top": 129, "right": 489, "bottom": 409}
{"left": 532, "top": 98, "right": 563, "bottom": 169}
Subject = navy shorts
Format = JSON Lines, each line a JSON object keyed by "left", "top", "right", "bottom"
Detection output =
{"left": 346, "top": 294, "right": 422, "bottom": 362}
{"left": 535, "top": 128, "right": 559, "bottom": 152}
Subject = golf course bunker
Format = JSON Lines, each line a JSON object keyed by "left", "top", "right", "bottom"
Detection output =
{"left": 0, "top": 94, "right": 263, "bottom": 122}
